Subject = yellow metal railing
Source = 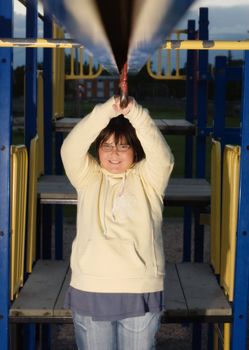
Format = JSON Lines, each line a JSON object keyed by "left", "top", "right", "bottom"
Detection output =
{"left": 147, "top": 29, "right": 187, "bottom": 80}
{"left": 210, "top": 139, "right": 221, "bottom": 274}
{"left": 26, "top": 135, "right": 40, "bottom": 273}
{"left": 52, "top": 23, "right": 103, "bottom": 119}
{"left": 220, "top": 145, "right": 240, "bottom": 301}
{"left": 10, "top": 145, "right": 28, "bottom": 300}
{"left": 65, "top": 47, "right": 103, "bottom": 80}
{"left": 212, "top": 144, "right": 240, "bottom": 350}
{"left": 1, "top": 38, "right": 249, "bottom": 50}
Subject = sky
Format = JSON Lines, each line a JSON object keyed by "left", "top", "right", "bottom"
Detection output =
{"left": 13, "top": 0, "right": 249, "bottom": 68}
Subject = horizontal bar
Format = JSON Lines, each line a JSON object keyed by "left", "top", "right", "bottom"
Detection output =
{"left": 1, "top": 39, "right": 249, "bottom": 51}
{"left": 9, "top": 313, "right": 233, "bottom": 324}
{"left": 0, "top": 38, "right": 84, "bottom": 48}
{"left": 162, "top": 40, "right": 249, "bottom": 50}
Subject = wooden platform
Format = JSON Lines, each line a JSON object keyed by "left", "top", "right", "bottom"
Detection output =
{"left": 37, "top": 175, "right": 210, "bottom": 206}
{"left": 9, "top": 260, "right": 232, "bottom": 324}
{"left": 54, "top": 118, "right": 196, "bottom": 135}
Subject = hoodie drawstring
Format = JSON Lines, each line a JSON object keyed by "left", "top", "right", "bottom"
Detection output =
{"left": 111, "top": 173, "right": 126, "bottom": 221}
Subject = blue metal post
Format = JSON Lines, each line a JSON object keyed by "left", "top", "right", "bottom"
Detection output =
{"left": 183, "top": 19, "right": 196, "bottom": 262}
{"left": 196, "top": 7, "right": 209, "bottom": 178}
{"left": 0, "top": 1, "right": 12, "bottom": 349}
{"left": 213, "top": 56, "right": 227, "bottom": 150}
{"left": 231, "top": 50, "right": 249, "bottom": 350}
{"left": 24, "top": 2, "right": 38, "bottom": 349}
{"left": 42, "top": 10, "right": 53, "bottom": 260}
{"left": 193, "top": 6, "right": 209, "bottom": 262}
{"left": 55, "top": 133, "right": 64, "bottom": 259}
{"left": 41, "top": 10, "right": 53, "bottom": 350}
{"left": 25, "top": 0, "right": 37, "bottom": 149}
{"left": 192, "top": 7, "right": 209, "bottom": 350}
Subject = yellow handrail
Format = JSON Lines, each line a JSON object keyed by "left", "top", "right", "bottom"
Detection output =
{"left": 26, "top": 135, "right": 39, "bottom": 273}
{"left": 65, "top": 47, "right": 103, "bottom": 80}
{"left": 220, "top": 145, "right": 240, "bottom": 302}
{"left": 210, "top": 139, "right": 221, "bottom": 274}
{"left": 10, "top": 145, "right": 28, "bottom": 300}
{"left": 147, "top": 30, "right": 187, "bottom": 80}
{"left": 213, "top": 145, "right": 240, "bottom": 350}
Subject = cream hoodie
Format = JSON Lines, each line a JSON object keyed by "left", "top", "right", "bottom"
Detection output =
{"left": 61, "top": 97, "right": 174, "bottom": 293}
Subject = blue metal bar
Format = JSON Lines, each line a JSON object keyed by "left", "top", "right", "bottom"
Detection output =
{"left": 41, "top": 10, "right": 52, "bottom": 350}
{"left": 183, "top": 19, "right": 196, "bottom": 262}
{"left": 231, "top": 50, "right": 249, "bottom": 350}
{"left": 55, "top": 132, "right": 64, "bottom": 260}
{"left": 224, "top": 131, "right": 241, "bottom": 145}
{"left": 226, "top": 66, "right": 242, "bottom": 81}
{"left": 25, "top": 0, "right": 38, "bottom": 149}
{"left": 192, "top": 8, "right": 208, "bottom": 350}
{"left": 42, "top": 11, "right": 52, "bottom": 260}
{"left": 213, "top": 56, "right": 227, "bottom": 150}
{"left": 24, "top": 3, "right": 38, "bottom": 349}
{"left": 0, "top": 1, "right": 12, "bottom": 349}
{"left": 196, "top": 7, "right": 209, "bottom": 178}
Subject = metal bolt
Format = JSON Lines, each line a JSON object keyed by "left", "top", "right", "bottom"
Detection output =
{"left": 246, "top": 145, "right": 249, "bottom": 150}
{"left": 242, "top": 231, "right": 247, "bottom": 236}
{"left": 239, "top": 314, "right": 244, "bottom": 319}
{"left": 0, "top": 145, "right": 5, "bottom": 151}
{"left": 0, "top": 231, "right": 4, "bottom": 237}
{"left": 1, "top": 58, "right": 6, "bottom": 63}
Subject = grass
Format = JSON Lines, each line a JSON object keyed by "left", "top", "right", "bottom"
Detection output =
{"left": 12, "top": 96, "right": 241, "bottom": 218}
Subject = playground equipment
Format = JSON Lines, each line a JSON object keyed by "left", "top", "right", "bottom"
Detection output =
{"left": 0, "top": 1, "right": 249, "bottom": 349}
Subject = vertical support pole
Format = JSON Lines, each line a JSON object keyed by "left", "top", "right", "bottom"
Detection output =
{"left": 53, "top": 24, "right": 64, "bottom": 260}
{"left": 196, "top": 7, "right": 209, "bottom": 178}
{"left": 25, "top": 0, "right": 37, "bottom": 149}
{"left": 42, "top": 10, "right": 53, "bottom": 260}
{"left": 231, "top": 50, "right": 249, "bottom": 350}
{"left": 183, "top": 19, "right": 196, "bottom": 262}
{"left": 55, "top": 132, "right": 63, "bottom": 260}
{"left": 41, "top": 10, "right": 53, "bottom": 350}
{"left": 213, "top": 56, "right": 227, "bottom": 150}
{"left": 24, "top": 2, "right": 38, "bottom": 349}
{"left": 193, "top": 7, "right": 209, "bottom": 350}
{"left": 0, "top": 1, "right": 12, "bottom": 349}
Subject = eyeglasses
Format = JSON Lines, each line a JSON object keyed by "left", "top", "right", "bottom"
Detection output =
{"left": 100, "top": 143, "right": 131, "bottom": 152}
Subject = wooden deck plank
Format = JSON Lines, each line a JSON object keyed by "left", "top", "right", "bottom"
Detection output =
{"left": 164, "top": 264, "right": 187, "bottom": 316}
{"left": 176, "top": 263, "right": 232, "bottom": 316}
{"left": 10, "top": 260, "right": 69, "bottom": 317}
{"left": 54, "top": 271, "right": 72, "bottom": 318}
{"left": 37, "top": 176, "right": 210, "bottom": 206}
{"left": 9, "top": 262, "right": 232, "bottom": 322}
{"left": 54, "top": 118, "right": 195, "bottom": 135}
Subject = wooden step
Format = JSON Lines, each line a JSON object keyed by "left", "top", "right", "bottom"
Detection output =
{"left": 54, "top": 117, "right": 195, "bottom": 135}
{"left": 9, "top": 261, "right": 232, "bottom": 324}
{"left": 37, "top": 175, "right": 210, "bottom": 206}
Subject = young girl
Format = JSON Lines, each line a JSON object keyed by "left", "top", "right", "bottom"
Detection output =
{"left": 61, "top": 96, "right": 174, "bottom": 350}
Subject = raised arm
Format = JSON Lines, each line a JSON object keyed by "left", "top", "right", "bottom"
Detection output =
{"left": 118, "top": 98, "right": 174, "bottom": 196}
{"left": 61, "top": 96, "right": 116, "bottom": 189}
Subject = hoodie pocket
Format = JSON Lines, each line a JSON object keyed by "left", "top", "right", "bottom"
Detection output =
{"left": 79, "top": 238, "right": 146, "bottom": 278}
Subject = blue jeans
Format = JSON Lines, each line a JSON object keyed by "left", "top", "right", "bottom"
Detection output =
{"left": 72, "top": 311, "right": 161, "bottom": 350}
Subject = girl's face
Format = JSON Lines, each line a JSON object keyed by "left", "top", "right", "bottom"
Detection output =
{"left": 98, "top": 134, "right": 134, "bottom": 174}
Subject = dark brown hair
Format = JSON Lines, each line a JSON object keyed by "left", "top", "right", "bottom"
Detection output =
{"left": 95, "top": 115, "right": 145, "bottom": 163}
